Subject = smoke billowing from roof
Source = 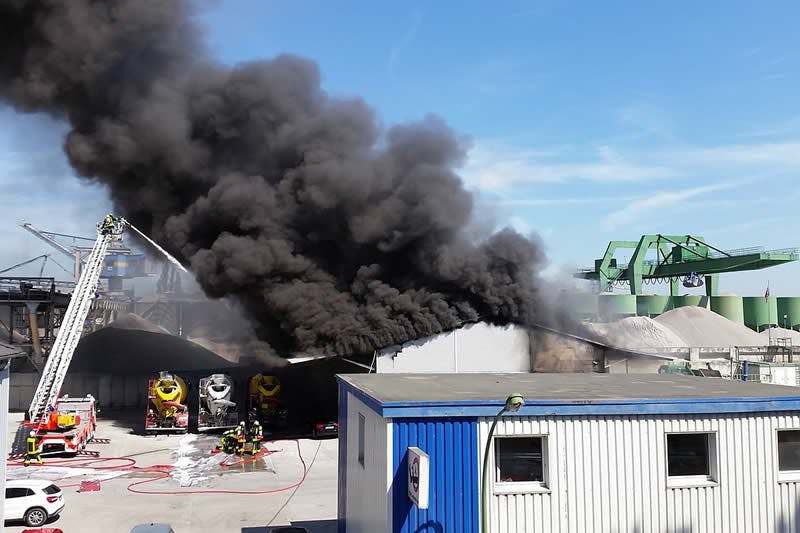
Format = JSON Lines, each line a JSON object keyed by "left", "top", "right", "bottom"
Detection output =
{"left": 0, "top": 1, "right": 552, "bottom": 358}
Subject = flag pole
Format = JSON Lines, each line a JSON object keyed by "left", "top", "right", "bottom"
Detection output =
{"left": 768, "top": 280, "right": 772, "bottom": 346}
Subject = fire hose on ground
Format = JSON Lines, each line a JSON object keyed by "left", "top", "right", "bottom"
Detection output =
{"left": 5, "top": 439, "right": 320, "bottom": 496}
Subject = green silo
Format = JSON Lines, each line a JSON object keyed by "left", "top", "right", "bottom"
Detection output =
{"left": 743, "top": 296, "right": 778, "bottom": 332}
{"left": 598, "top": 294, "right": 637, "bottom": 320}
{"left": 673, "top": 295, "right": 710, "bottom": 309}
{"left": 563, "top": 292, "right": 599, "bottom": 320}
{"left": 711, "top": 296, "right": 744, "bottom": 325}
{"left": 777, "top": 297, "right": 800, "bottom": 330}
{"left": 637, "top": 295, "right": 671, "bottom": 317}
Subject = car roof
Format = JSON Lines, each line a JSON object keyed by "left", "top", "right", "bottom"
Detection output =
{"left": 6, "top": 479, "right": 57, "bottom": 488}
{"left": 130, "top": 525, "right": 174, "bottom": 533}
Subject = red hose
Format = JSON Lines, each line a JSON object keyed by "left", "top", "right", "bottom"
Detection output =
{"left": 6, "top": 439, "right": 310, "bottom": 496}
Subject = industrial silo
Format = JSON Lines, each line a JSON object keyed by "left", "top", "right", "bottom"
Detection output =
{"left": 636, "top": 295, "right": 671, "bottom": 317}
{"left": 598, "top": 294, "right": 637, "bottom": 321}
{"left": 673, "top": 295, "right": 710, "bottom": 309}
{"left": 563, "top": 292, "right": 599, "bottom": 320}
{"left": 777, "top": 297, "right": 800, "bottom": 331}
{"left": 711, "top": 296, "right": 744, "bottom": 325}
{"left": 743, "top": 296, "right": 779, "bottom": 332}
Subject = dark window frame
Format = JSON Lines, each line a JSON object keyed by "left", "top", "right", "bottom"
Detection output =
{"left": 493, "top": 435, "right": 548, "bottom": 492}
{"left": 665, "top": 431, "right": 718, "bottom": 487}
{"left": 357, "top": 413, "right": 365, "bottom": 468}
{"left": 777, "top": 429, "right": 800, "bottom": 477}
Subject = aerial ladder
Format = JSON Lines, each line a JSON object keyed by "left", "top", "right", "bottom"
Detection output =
{"left": 24, "top": 215, "right": 188, "bottom": 452}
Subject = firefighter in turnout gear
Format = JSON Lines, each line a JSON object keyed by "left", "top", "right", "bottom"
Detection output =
{"left": 235, "top": 421, "right": 247, "bottom": 454}
{"left": 249, "top": 420, "right": 263, "bottom": 455}
{"left": 24, "top": 431, "right": 43, "bottom": 467}
{"left": 216, "top": 428, "right": 237, "bottom": 454}
{"left": 100, "top": 214, "right": 117, "bottom": 235}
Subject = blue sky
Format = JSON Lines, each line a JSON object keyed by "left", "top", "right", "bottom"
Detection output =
{"left": 2, "top": 0, "right": 800, "bottom": 296}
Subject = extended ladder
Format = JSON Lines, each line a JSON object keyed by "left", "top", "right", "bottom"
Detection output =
{"left": 27, "top": 218, "right": 124, "bottom": 431}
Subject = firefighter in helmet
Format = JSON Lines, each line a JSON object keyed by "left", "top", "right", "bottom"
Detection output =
{"left": 215, "top": 428, "right": 237, "bottom": 454}
{"left": 100, "top": 214, "right": 116, "bottom": 235}
{"left": 249, "top": 420, "right": 263, "bottom": 455}
{"left": 24, "top": 431, "right": 43, "bottom": 467}
{"left": 235, "top": 421, "right": 247, "bottom": 454}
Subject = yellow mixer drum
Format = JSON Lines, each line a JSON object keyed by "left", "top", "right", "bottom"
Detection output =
{"left": 151, "top": 373, "right": 187, "bottom": 417}
{"left": 249, "top": 374, "right": 281, "bottom": 414}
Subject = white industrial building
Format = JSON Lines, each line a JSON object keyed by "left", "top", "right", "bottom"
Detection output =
{"left": 373, "top": 321, "right": 669, "bottom": 374}
{"left": 374, "top": 322, "right": 532, "bottom": 373}
{"left": 336, "top": 372, "right": 800, "bottom": 533}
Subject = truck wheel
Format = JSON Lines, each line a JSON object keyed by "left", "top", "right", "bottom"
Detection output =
{"left": 24, "top": 506, "right": 48, "bottom": 527}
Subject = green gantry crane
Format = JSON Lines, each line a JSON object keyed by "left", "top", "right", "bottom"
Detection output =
{"left": 575, "top": 234, "right": 799, "bottom": 296}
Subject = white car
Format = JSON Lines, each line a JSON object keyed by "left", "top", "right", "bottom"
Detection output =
{"left": 3, "top": 479, "right": 65, "bottom": 527}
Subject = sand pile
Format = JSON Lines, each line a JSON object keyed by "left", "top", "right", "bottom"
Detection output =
{"left": 761, "top": 327, "right": 800, "bottom": 343}
{"left": 655, "top": 306, "right": 765, "bottom": 347}
{"left": 587, "top": 317, "right": 687, "bottom": 351}
{"left": 107, "top": 312, "right": 171, "bottom": 335}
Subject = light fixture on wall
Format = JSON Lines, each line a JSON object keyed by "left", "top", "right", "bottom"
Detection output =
{"left": 481, "top": 393, "right": 525, "bottom": 533}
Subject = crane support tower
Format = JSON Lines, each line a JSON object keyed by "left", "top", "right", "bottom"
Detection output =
{"left": 575, "top": 234, "right": 799, "bottom": 296}
{"left": 24, "top": 215, "right": 187, "bottom": 455}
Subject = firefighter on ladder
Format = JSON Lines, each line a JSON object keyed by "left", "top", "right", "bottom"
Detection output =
{"left": 100, "top": 214, "right": 117, "bottom": 235}
{"left": 24, "top": 431, "right": 43, "bottom": 467}
{"left": 249, "top": 420, "right": 263, "bottom": 455}
{"left": 235, "top": 421, "right": 247, "bottom": 454}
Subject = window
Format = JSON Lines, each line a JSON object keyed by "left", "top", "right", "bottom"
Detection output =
{"left": 494, "top": 436, "right": 548, "bottom": 492}
{"left": 5, "top": 487, "right": 32, "bottom": 498}
{"left": 777, "top": 430, "right": 800, "bottom": 479}
{"left": 358, "top": 413, "right": 365, "bottom": 468}
{"left": 666, "top": 432, "right": 718, "bottom": 487}
{"left": 42, "top": 484, "right": 61, "bottom": 495}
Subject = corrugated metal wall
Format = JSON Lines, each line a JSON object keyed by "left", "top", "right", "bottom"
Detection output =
{"left": 9, "top": 372, "right": 148, "bottom": 410}
{"left": 392, "top": 417, "right": 479, "bottom": 533}
{"left": 479, "top": 413, "right": 800, "bottom": 533}
{"left": 337, "top": 386, "right": 348, "bottom": 533}
{"left": 343, "top": 393, "right": 391, "bottom": 533}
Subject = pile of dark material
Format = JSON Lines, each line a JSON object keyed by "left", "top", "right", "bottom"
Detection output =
{"left": 71, "top": 328, "right": 238, "bottom": 374}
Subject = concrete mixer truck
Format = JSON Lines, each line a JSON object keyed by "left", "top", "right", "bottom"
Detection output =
{"left": 198, "top": 373, "right": 238, "bottom": 432}
{"left": 145, "top": 371, "right": 189, "bottom": 433}
{"left": 248, "top": 373, "right": 288, "bottom": 429}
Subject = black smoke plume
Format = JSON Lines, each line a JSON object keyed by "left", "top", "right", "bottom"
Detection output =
{"left": 0, "top": 0, "right": 558, "bottom": 358}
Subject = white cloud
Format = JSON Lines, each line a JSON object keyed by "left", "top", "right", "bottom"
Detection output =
{"left": 387, "top": 10, "right": 424, "bottom": 76}
{"left": 600, "top": 183, "right": 735, "bottom": 232}
{"left": 461, "top": 141, "right": 672, "bottom": 190}
{"left": 506, "top": 216, "right": 532, "bottom": 235}
{"left": 492, "top": 195, "right": 631, "bottom": 207}
{"left": 461, "top": 135, "right": 800, "bottom": 192}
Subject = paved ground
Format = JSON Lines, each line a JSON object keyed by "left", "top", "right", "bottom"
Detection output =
{"left": 4, "top": 411, "right": 338, "bottom": 533}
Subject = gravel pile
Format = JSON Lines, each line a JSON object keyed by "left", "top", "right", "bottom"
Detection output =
{"left": 761, "top": 327, "right": 800, "bottom": 343}
{"left": 587, "top": 317, "right": 687, "bottom": 351}
{"left": 654, "top": 306, "right": 765, "bottom": 347}
{"left": 107, "top": 312, "right": 171, "bottom": 335}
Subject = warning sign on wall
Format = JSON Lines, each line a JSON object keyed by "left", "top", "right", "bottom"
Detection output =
{"left": 407, "top": 446, "right": 429, "bottom": 509}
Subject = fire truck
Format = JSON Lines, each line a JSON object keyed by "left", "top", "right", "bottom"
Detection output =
{"left": 24, "top": 215, "right": 188, "bottom": 455}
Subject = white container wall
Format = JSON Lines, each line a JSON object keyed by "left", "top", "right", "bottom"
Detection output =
{"left": 479, "top": 413, "right": 800, "bottom": 533}
{"left": 342, "top": 392, "right": 392, "bottom": 533}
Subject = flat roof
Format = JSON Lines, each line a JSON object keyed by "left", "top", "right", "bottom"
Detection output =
{"left": 337, "top": 373, "right": 800, "bottom": 418}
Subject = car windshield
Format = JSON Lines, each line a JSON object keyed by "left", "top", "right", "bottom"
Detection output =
{"left": 42, "top": 484, "right": 61, "bottom": 494}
